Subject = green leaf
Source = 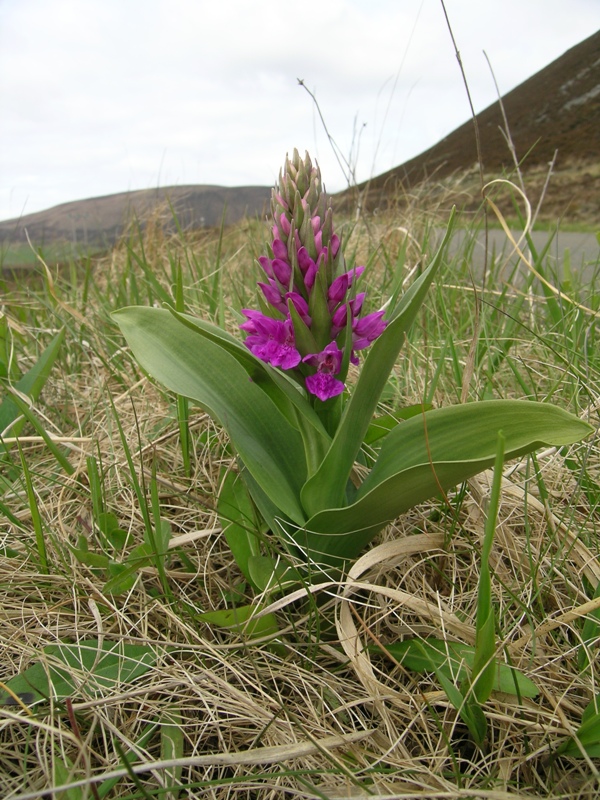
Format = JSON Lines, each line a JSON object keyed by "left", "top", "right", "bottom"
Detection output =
{"left": 371, "top": 639, "right": 539, "bottom": 698}
{"left": 471, "top": 606, "right": 496, "bottom": 704}
{"left": 218, "top": 468, "right": 262, "bottom": 587}
{"left": 97, "top": 511, "right": 128, "bottom": 550}
{"left": 0, "top": 639, "right": 157, "bottom": 706}
{"left": 458, "top": 696, "right": 488, "bottom": 747}
{"left": 363, "top": 404, "right": 433, "bottom": 446}
{"left": 557, "top": 695, "right": 600, "bottom": 758}
{"left": 69, "top": 537, "right": 110, "bottom": 569}
{"left": 161, "top": 708, "right": 184, "bottom": 799}
{"left": 247, "top": 554, "right": 300, "bottom": 593}
{"left": 411, "top": 640, "right": 489, "bottom": 747}
{"left": 113, "top": 306, "right": 307, "bottom": 524}
{"left": 471, "top": 432, "right": 504, "bottom": 704}
{"left": 53, "top": 752, "right": 83, "bottom": 800}
{"left": 298, "top": 400, "right": 593, "bottom": 567}
{"left": 578, "top": 582, "right": 600, "bottom": 672}
{"left": 103, "top": 560, "right": 141, "bottom": 595}
{"left": 301, "top": 209, "right": 456, "bottom": 516}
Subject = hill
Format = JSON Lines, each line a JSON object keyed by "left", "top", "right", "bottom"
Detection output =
{"left": 0, "top": 184, "right": 271, "bottom": 256}
{"left": 340, "top": 29, "right": 600, "bottom": 223}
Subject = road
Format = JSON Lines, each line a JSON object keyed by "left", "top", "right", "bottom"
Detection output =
{"left": 442, "top": 228, "right": 600, "bottom": 285}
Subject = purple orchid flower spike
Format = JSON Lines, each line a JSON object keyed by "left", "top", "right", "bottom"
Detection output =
{"left": 240, "top": 149, "right": 387, "bottom": 402}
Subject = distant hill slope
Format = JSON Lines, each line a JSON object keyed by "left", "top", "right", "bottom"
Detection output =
{"left": 341, "top": 29, "right": 600, "bottom": 221}
{"left": 0, "top": 185, "right": 271, "bottom": 250}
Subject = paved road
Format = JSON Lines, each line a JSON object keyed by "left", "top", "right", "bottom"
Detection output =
{"left": 443, "top": 228, "right": 599, "bottom": 285}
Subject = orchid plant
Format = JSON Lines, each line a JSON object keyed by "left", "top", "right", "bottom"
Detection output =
{"left": 114, "top": 150, "right": 592, "bottom": 587}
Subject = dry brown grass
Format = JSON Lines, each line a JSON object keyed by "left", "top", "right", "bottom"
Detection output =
{"left": 0, "top": 210, "right": 599, "bottom": 798}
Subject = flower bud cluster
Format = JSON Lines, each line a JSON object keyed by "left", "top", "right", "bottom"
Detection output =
{"left": 240, "top": 150, "right": 386, "bottom": 401}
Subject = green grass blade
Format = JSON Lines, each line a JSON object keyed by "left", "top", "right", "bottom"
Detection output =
{"left": 17, "top": 440, "right": 48, "bottom": 574}
{"left": 471, "top": 432, "right": 504, "bottom": 704}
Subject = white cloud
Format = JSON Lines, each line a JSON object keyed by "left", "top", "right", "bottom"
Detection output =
{"left": 0, "top": 0, "right": 598, "bottom": 219}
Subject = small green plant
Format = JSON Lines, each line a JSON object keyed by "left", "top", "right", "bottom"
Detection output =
{"left": 114, "top": 151, "right": 592, "bottom": 588}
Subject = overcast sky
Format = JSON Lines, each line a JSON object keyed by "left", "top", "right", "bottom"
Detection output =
{"left": 0, "top": 0, "right": 598, "bottom": 222}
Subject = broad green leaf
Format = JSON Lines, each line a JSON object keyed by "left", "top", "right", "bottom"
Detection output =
{"left": 472, "top": 606, "right": 496, "bottom": 704}
{"left": 247, "top": 554, "right": 300, "bottom": 593}
{"left": 0, "top": 327, "right": 65, "bottom": 446}
{"left": 557, "top": 695, "right": 600, "bottom": 758}
{"left": 299, "top": 400, "right": 592, "bottom": 567}
{"left": 0, "top": 639, "right": 157, "bottom": 706}
{"left": 97, "top": 511, "right": 129, "bottom": 549}
{"left": 371, "top": 639, "right": 539, "bottom": 698}
{"left": 103, "top": 559, "right": 142, "bottom": 595}
{"left": 583, "top": 693, "right": 600, "bottom": 724}
{"left": 412, "top": 640, "right": 489, "bottom": 746}
{"left": 364, "top": 404, "right": 433, "bottom": 446}
{"left": 218, "top": 468, "right": 262, "bottom": 587}
{"left": 458, "top": 696, "right": 488, "bottom": 747}
{"left": 301, "top": 209, "right": 456, "bottom": 516}
{"left": 359, "top": 400, "right": 591, "bottom": 496}
{"left": 114, "top": 306, "right": 307, "bottom": 524}
{"left": 69, "top": 536, "right": 110, "bottom": 569}
{"left": 97, "top": 722, "right": 157, "bottom": 799}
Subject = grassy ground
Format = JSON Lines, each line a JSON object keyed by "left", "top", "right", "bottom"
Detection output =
{"left": 0, "top": 195, "right": 599, "bottom": 799}
{"left": 1, "top": 241, "right": 103, "bottom": 270}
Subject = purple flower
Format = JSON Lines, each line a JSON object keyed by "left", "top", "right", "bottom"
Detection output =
{"left": 279, "top": 213, "right": 291, "bottom": 236}
{"left": 286, "top": 291, "right": 311, "bottom": 325}
{"left": 314, "top": 230, "right": 323, "bottom": 254}
{"left": 330, "top": 234, "right": 340, "bottom": 259}
{"left": 297, "top": 247, "right": 314, "bottom": 276}
{"left": 305, "top": 372, "right": 345, "bottom": 401}
{"left": 271, "top": 258, "right": 292, "bottom": 287}
{"left": 258, "top": 281, "right": 287, "bottom": 314}
{"left": 328, "top": 266, "right": 365, "bottom": 308}
{"left": 258, "top": 255, "right": 274, "bottom": 279}
{"left": 303, "top": 343, "right": 345, "bottom": 401}
{"left": 272, "top": 239, "right": 288, "bottom": 260}
{"left": 240, "top": 311, "right": 301, "bottom": 370}
{"left": 240, "top": 150, "right": 388, "bottom": 401}
{"left": 331, "top": 293, "right": 367, "bottom": 335}
{"left": 352, "top": 310, "right": 387, "bottom": 351}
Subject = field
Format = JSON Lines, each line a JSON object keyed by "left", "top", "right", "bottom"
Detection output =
{"left": 1, "top": 187, "right": 599, "bottom": 799}
{"left": 1, "top": 241, "right": 102, "bottom": 271}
